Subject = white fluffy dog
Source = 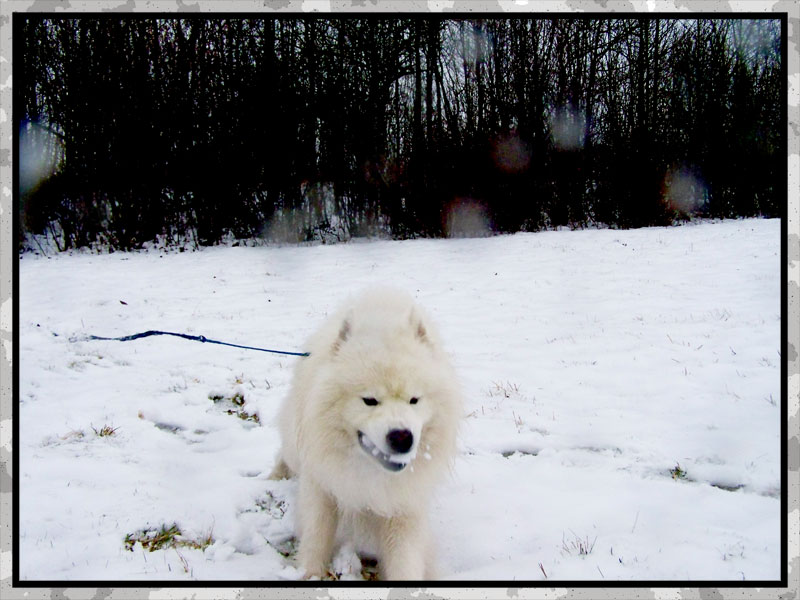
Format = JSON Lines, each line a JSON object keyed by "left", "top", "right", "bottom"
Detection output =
{"left": 270, "top": 288, "right": 461, "bottom": 580}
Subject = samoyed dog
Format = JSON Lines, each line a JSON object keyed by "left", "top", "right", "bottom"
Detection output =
{"left": 269, "top": 288, "right": 461, "bottom": 580}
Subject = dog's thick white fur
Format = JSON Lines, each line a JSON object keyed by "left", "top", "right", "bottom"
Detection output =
{"left": 269, "top": 288, "right": 461, "bottom": 580}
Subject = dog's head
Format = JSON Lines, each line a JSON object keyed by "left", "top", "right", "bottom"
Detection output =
{"left": 326, "top": 302, "right": 451, "bottom": 475}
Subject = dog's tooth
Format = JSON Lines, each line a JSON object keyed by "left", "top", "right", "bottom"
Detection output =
{"left": 424, "top": 452, "right": 432, "bottom": 460}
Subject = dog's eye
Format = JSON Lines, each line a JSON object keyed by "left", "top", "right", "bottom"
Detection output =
{"left": 362, "top": 397, "right": 378, "bottom": 406}
{"left": 410, "top": 397, "right": 419, "bottom": 405}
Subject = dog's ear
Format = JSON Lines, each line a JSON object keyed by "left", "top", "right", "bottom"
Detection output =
{"left": 332, "top": 315, "right": 351, "bottom": 354}
{"left": 409, "top": 309, "right": 430, "bottom": 345}
{"left": 339, "top": 318, "right": 351, "bottom": 342}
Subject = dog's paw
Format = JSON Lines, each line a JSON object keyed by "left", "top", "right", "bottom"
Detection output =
{"left": 268, "top": 458, "right": 291, "bottom": 480}
{"left": 300, "top": 566, "right": 333, "bottom": 580}
{"left": 297, "top": 548, "right": 332, "bottom": 580}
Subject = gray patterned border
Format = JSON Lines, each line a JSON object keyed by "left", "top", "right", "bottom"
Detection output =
{"left": 1, "top": 1, "right": 798, "bottom": 599}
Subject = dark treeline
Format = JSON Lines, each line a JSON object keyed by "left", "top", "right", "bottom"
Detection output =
{"left": 18, "top": 16, "right": 782, "bottom": 250}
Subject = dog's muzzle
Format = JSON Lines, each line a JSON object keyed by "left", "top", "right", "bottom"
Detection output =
{"left": 357, "top": 431, "right": 412, "bottom": 472}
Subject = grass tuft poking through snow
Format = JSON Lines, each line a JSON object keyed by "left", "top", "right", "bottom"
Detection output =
{"left": 670, "top": 463, "right": 689, "bottom": 481}
{"left": 91, "top": 424, "right": 119, "bottom": 437}
{"left": 562, "top": 531, "right": 598, "bottom": 557}
{"left": 124, "top": 523, "right": 214, "bottom": 553}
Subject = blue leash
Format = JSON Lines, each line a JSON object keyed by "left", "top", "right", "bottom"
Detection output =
{"left": 72, "top": 330, "right": 310, "bottom": 357}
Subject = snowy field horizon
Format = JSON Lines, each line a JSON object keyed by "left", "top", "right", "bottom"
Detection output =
{"left": 17, "top": 217, "right": 782, "bottom": 582}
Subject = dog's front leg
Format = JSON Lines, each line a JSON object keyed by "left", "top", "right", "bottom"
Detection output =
{"left": 296, "top": 475, "right": 337, "bottom": 578}
{"left": 378, "top": 512, "right": 431, "bottom": 581}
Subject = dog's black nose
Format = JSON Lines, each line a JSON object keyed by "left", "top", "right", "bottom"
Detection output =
{"left": 386, "top": 429, "right": 414, "bottom": 454}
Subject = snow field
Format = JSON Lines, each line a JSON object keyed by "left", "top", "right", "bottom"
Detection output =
{"left": 18, "top": 218, "right": 781, "bottom": 581}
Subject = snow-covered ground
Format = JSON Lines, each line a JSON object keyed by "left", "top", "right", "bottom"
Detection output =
{"left": 17, "top": 218, "right": 782, "bottom": 582}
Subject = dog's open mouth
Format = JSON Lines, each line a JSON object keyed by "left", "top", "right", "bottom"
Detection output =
{"left": 357, "top": 431, "right": 410, "bottom": 472}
